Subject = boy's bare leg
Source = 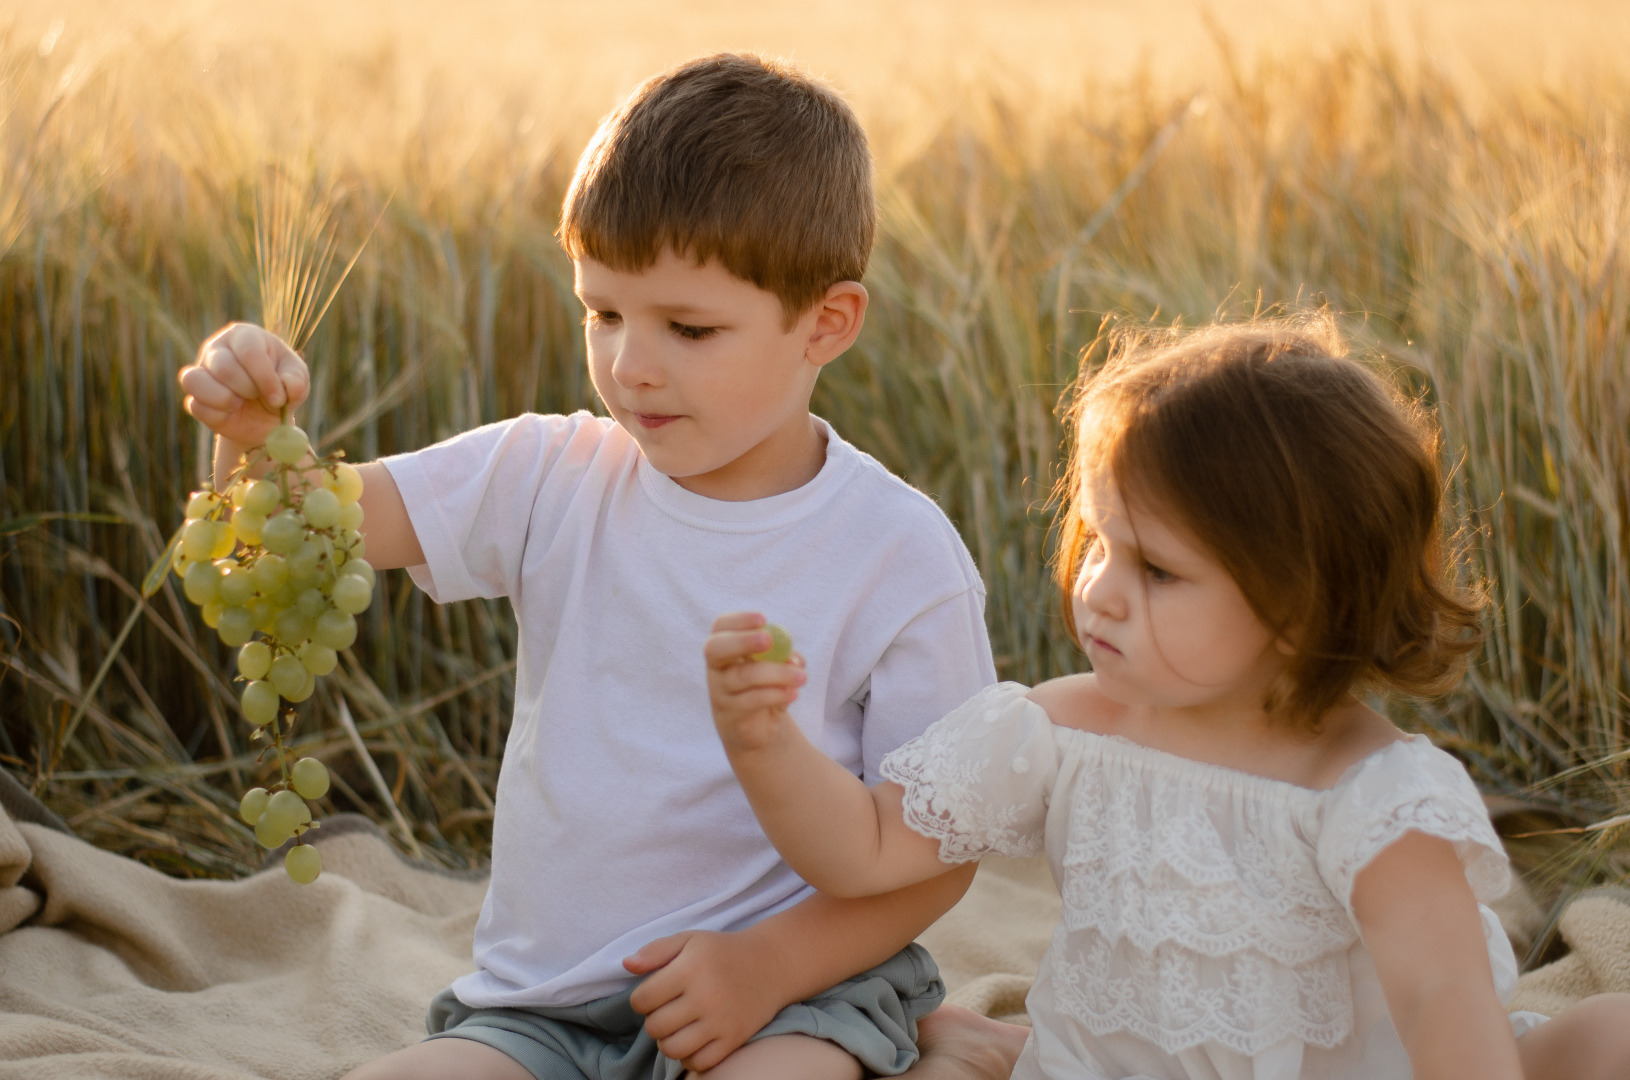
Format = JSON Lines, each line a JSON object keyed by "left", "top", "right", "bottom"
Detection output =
{"left": 1517, "top": 993, "right": 1630, "bottom": 1080}
{"left": 340, "top": 1036, "right": 534, "bottom": 1080}
{"left": 686, "top": 1033, "right": 862, "bottom": 1080}
{"left": 896, "top": 1006, "right": 1027, "bottom": 1080}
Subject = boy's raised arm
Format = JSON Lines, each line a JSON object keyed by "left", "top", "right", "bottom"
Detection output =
{"left": 180, "top": 323, "right": 424, "bottom": 570}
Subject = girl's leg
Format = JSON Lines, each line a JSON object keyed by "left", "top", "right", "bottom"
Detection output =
{"left": 896, "top": 1005, "right": 1028, "bottom": 1080}
{"left": 1516, "top": 993, "right": 1630, "bottom": 1080}
{"left": 340, "top": 1036, "right": 536, "bottom": 1080}
{"left": 686, "top": 1033, "right": 862, "bottom": 1080}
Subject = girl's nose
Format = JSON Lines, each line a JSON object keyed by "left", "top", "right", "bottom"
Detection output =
{"left": 1079, "top": 556, "right": 1127, "bottom": 621}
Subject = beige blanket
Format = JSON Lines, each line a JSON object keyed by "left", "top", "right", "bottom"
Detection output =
{"left": 0, "top": 772, "right": 1615, "bottom": 1078}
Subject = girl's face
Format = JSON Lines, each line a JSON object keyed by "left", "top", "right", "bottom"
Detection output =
{"left": 1071, "top": 472, "right": 1289, "bottom": 718}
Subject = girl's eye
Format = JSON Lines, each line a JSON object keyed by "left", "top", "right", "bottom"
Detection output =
{"left": 1143, "top": 561, "right": 1176, "bottom": 584}
{"left": 671, "top": 322, "right": 717, "bottom": 341}
{"left": 584, "top": 310, "right": 620, "bottom": 327}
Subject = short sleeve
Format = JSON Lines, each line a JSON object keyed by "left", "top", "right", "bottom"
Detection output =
{"left": 879, "top": 682, "right": 1059, "bottom": 863}
{"left": 857, "top": 586, "right": 997, "bottom": 782}
{"left": 381, "top": 412, "right": 613, "bottom": 604}
{"left": 1316, "top": 738, "right": 1510, "bottom": 921}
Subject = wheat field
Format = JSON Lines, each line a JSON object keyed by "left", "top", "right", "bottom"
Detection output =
{"left": 2, "top": 0, "right": 1629, "bottom": 959}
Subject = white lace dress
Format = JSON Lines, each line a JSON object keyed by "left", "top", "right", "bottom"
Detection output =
{"left": 880, "top": 683, "right": 1548, "bottom": 1080}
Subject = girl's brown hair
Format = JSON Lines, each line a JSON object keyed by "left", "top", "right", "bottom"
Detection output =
{"left": 1054, "top": 315, "right": 1484, "bottom": 727}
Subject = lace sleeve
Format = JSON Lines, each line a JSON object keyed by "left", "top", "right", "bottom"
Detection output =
{"left": 878, "top": 682, "right": 1058, "bottom": 863}
{"left": 1316, "top": 737, "right": 1510, "bottom": 921}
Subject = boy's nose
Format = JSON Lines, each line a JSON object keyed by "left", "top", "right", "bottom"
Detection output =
{"left": 609, "top": 334, "right": 663, "bottom": 389}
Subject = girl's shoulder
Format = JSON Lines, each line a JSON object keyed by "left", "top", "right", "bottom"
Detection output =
{"left": 1024, "top": 673, "right": 1130, "bottom": 735}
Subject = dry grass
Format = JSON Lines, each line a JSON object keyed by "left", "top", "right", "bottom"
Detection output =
{"left": 1, "top": 1, "right": 1628, "bottom": 960}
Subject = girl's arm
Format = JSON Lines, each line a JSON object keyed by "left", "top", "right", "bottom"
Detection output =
{"left": 1352, "top": 830, "right": 1523, "bottom": 1080}
{"left": 705, "top": 612, "right": 951, "bottom": 898}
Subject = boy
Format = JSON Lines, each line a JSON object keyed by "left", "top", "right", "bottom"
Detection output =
{"left": 180, "top": 54, "right": 997, "bottom": 1080}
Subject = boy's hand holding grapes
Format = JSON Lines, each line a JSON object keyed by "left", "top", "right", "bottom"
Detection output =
{"left": 704, "top": 613, "right": 806, "bottom": 758}
{"left": 180, "top": 323, "right": 311, "bottom": 452}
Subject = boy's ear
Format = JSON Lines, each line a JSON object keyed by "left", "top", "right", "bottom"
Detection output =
{"left": 802, "top": 281, "right": 868, "bottom": 368}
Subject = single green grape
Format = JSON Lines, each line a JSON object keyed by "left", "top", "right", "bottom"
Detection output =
{"left": 237, "top": 640, "right": 273, "bottom": 680}
{"left": 288, "top": 543, "right": 323, "bottom": 586}
{"left": 296, "top": 587, "right": 329, "bottom": 619}
{"left": 313, "top": 609, "right": 357, "bottom": 650}
{"left": 751, "top": 624, "right": 794, "bottom": 664}
{"left": 250, "top": 599, "right": 278, "bottom": 635}
{"left": 183, "top": 560, "right": 222, "bottom": 605}
{"left": 264, "top": 789, "right": 306, "bottom": 835}
{"left": 297, "top": 642, "right": 337, "bottom": 676}
{"left": 261, "top": 511, "right": 306, "bottom": 556}
{"left": 216, "top": 606, "right": 255, "bottom": 647}
{"left": 185, "top": 490, "right": 219, "bottom": 519}
{"left": 284, "top": 843, "right": 322, "bottom": 884}
{"left": 330, "top": 574, "right": 372, "bottom": 615}
{"left": 218, "top": 564, "right": 256, "bottom": 607}
{"left": 231, "top": 509, "right": 266, "bottom": 545}
{"left": 239, "top": 786, "right": 270, "bottom": 826}
{"left": 265, "top": 424, "right": 311, "bottom": 465}
{"left": 268, "top": 654, "right": 307, "bottom": 699}
{"left": 209, "top": 520, "right": 236, "bottom": 559}
{"left": 326, "top": 462, "right": 364, "bottom": 505}
{"left": 255, "top": 813, "right": 291, "bottom": 850}
{"left": 251, "top": 553, "right": 289, "bottom": 592}
{"left": 338, "top": 500, "right": 364, "bottom": 532}
{"left": 339, "top": 558, "right": 376, "bottom": 590}
{"left": 243, "top": 478, "right": 282, "bottom": 516}
{"left": 284, "top": 669, "right": 317, "bottom": 703}
{"left": 302, "top": 487, "right": 341, "bottom": 529}
{"left": 273, "top": 608, "right": 312, "bottom": 647}
{"left": 241, "top": 680, "right": 279, "bottom": 727}
{"left": 292, "top": 757, "right": 330, "bottom": 799}
{"left": 181, "top": 519, "right": 217, "bottom": 562}
{"left": 200, "top": 601, "right": 224, "bottom": 628}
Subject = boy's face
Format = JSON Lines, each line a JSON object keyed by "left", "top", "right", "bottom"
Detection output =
{"left": 574, "top": 249, "right": 830, "bottom": 501}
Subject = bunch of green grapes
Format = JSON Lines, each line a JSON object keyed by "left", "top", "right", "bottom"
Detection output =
{"left": 172, "top": 422, "right": 373, "bottom": 884}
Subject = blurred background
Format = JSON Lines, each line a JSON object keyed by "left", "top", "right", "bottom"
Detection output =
{"left": 2, "top": 0, "right": 1628, "bottom": 962}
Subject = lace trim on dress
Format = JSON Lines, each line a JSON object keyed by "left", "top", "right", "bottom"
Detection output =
{"left": 881, "top": 684, "right": 1045, "bottom": 863}
{"left": 1058, "top": 746, "right": 1354, "bottom": 966}
{"left": 1050, "top": 932, "right": 1353, "bottom": 1054}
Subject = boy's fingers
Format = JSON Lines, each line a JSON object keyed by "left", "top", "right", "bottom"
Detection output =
{"left": 623, "top": 933, "right": 688, "bottom": 975}
{"left": 703, "top": 628, "right": 777, "bottom": 668}
{"left": 640, "top": 997, "right": 699, "bottom": 1041}
{"left": 653, "top": 1020, "right": 710, "bottom": 1063}
{"left": 178, "top": 366, "right": 246, "bottom": 413}
{"left": 197, "top": 341, "right": 262, "bottom": 404}
{"left": 709, "top": 611, "right": 768, "bottom": 634}
{"left": 272, "top": 348, "right": 310, "bottom": 410}
{"left": 713, "top": 660, "right": 806, "bottom": 695}
{"left": 681, "top": 1040, "right": 729, "bottom": 1073}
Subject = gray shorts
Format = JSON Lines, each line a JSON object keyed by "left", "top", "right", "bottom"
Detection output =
{"left": 425, "top": 943, "right": 944, "bottom": 1080}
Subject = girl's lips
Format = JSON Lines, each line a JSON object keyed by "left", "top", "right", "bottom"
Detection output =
{"left": 634, "top": 412, "right": 680, "bottom": 429}
{"left": 1083, "top": 633, "right": 1122, "bottom": 657}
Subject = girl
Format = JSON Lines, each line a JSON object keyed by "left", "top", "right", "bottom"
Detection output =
{"left": 703, "top": 318, "right": 1630, "bottom": 1080}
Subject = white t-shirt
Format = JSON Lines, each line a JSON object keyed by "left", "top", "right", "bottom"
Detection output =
{"left": 384, "top": 411, "right": 996, "bottom": 1008}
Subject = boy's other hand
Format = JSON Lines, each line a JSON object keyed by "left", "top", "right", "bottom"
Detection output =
{"left": 180, "top": 323, "right": 310, "bottom": 447}
{"left": 705, "top": 612, "right": 807, "bottom": 756}
{"left": 624, "top": 930, "right": 783, "bottom": 1072}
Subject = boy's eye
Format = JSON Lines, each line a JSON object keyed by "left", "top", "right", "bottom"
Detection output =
{"left": 671, "top": 321, "right": 718, "bottom": 341}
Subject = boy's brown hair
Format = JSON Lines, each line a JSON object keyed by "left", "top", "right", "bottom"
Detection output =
{"left": 1054, "top": 315, "right": 1485, "bottom": 727}
{"left": 559, "top": 53, "right": 874, "bottom": 324}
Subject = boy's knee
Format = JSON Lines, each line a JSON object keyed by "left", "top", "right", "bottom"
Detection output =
{"left": 686, "top": 1034, "right": 862, "bottom": 1080}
